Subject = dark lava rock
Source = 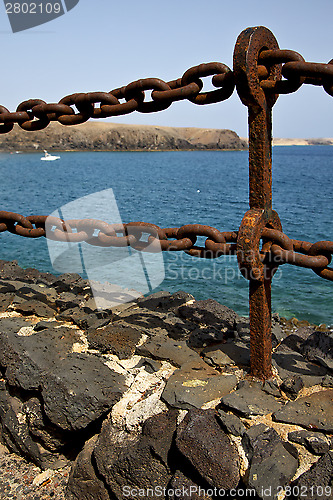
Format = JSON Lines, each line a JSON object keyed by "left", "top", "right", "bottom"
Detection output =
{"left": 52, "top": 273, "right": 88, "bottom": 294}
{"left": 88, "top": 324, "right": 142, "bottom": 358}
{"left": 13, "top": 282, "right": 58, "bottom": 308}
{"left": 273, "top": 347, "right": 327, "bottom": 388}
{"left": 322, "top": 374, "right": 333, "bottom": 387}
{"left": 137, "top": 333, "right": 201, "bottom": 368}
{"left": 0, "top": 381, "right": 67, "bottom": 470}
{"left": 168, "top": 471, "right": 212, "bottom": 499}
{"left": 290, "top": 451, "right": 333, "bottom": 500}
{"left": 273, "top": 389, "right": 333, "bottom": 433}
{"left": 55, "top": 291, "right": 83, "bottom": 312}
{"left": 175, "top": 409, "right": 240, "bottom": 489}
{"left": 66, "top": 435, "right": 110, "bottom": 500}
{"left": 116, "top": 307, "right": 168, "bottom": 332}
{"left": 0, "top": 318, "right": 126, "bottom": 431}
{"left": 281, "top": 375, "right": 304, "bottom": 400}
{"left": 42, "top": 353, "right": 126, "bottom": 431}
{"left": 0, "top": 293, "right": 14, "bottom": 312}
{"left": 93, "top": 412, "right": 175, "bottom": 499}
{"left": 137, "top": 290, "right": 194, "bottom": 313}
{"left": 23, "top": 397, "right": 68, "bottom": 452}
{"left": 242, "top": 424, "right": 299, "bottom": 499}
{"left": 216, "top": 409, "right": 246, "bottom": 437}
{"left": 202, "top": 341, "right": 250, "bottom": 367}
{"left": 221, "top": 380, "right": 284, "bottom": 417}
{"left": 188, "top": 326, "right": 225, "bottom": 349}
{"left": 262, "top": 379, "right": 281, "bottom": 398}
{"left": 288, "top": 430, "right": 330, "bottom": 455}
{"left": 14, "top": 300, "right": 56, "bottom": 318}
{"left": 141, "top": 409, "right": 178, "bottom": 471}
{"left": 162, "top": 361, "right": 237, "bottom": 410}
{"left": 300, "top": 331, "right": 333, "bottom": 371}
{"left": 177, "top": 299, "right": 238, "bottom": 332}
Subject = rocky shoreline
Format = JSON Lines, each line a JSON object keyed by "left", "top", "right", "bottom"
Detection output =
{"left": 0, "top": 260, "right": 332, "bottom": 499}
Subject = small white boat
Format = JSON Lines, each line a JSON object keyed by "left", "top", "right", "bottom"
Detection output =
{"left": 41, "top": 150, "right": 60, "bottom": 161}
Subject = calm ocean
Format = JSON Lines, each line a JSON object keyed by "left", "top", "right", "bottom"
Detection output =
{"left": 0, "top": 146, "right": 332, "bottom": 326}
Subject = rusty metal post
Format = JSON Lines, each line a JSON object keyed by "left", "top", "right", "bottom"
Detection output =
{"left": 234, "top": 27, "right": 283, "bottom": 379}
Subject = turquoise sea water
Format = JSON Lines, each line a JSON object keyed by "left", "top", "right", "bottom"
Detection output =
{"left": 0, "top": 146, "right": 332, "bottom": 325}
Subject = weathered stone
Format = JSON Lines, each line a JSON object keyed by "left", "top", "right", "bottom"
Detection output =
{"left": 14, "top": 300, "right": 56, "bottom": 318}
{"left": 262, "top": 378, "right": 281, "bottom": 398}
{"left": 288, "top": 430, "right": 330, "bottom": 455}
{"left": 0, "top": 382, "right": 67, "bottom": 470}
{"left": 290, "top": 451, "right": 333, "bottom": 500}
{"left": 141, "top": 410, "right": 178, "bottom": 470}
{"left": 117, "top": 307, "right": 168, "bottom": 332}
{"left": 162, "top": 361, "right": 237, "bottom": 410}
{"left": 216, "top": 409, "right": 246, "bottom": 436}
{"left": 88, "top": 324, "right": 142, "bottom": 358}
{"left": 162, "top": 315, "right": 197, "bottom": 341}
{"left": 42, "top": 353, "right": 126, "bottom": 431}
{"left": 168, "top": 471, "right": 212, "bottom": 499}
{"left": 278, "top": 327, "right": 316, "bottom": 353}
{"left": 322, "top": 374, "right": 333, "bottom": 387}
{"left": 55, "top": 291, "right": 83, "bottom": 311}
{"left": 0, "top": 319, "right": 126, "bottom": 431}
{"left": 66, "top": 435, "right": 110, "bottom": 500}
{"left": 221, "top": 380, "right": 284, "bottom": 417}
{"left": 94, "top": 415, "right": 172, "bottom": 499}
{"left": 273, "top": 389, "right": 333, "bottom": 433}
{"left": 52, "top": 273, "right": 88, "bottom": 294}
{"left": 23, "top": 397, "right": 67, "bottom": 452}
{"left": 175, "top": 409, "right": 240, "bottom": 489}
{"left": 300, "top": 331, "right": 333, "bottom": 371}
{"left": 273, "top": 348, "right": 327, "bottom": 387}
{"left": 13, "top": 283, "right": 58, "bottom": 308}
{"left": 137, "top": 333, "right": 201, "bottom": 367}
{"left": 188, "top": 327, "right": 225, "bottom": 349}
{"left": 137, "top": 290, "right": 195, "bottom": 313}
{"left": 281, "top": 375, "right": 304, "bottom": 400}
{"left": 33, "top": 320, "right": 57, "bottom": 331}
{"left": 242, "top": 424, "right": 299, "bottom": 499}
{"left": 0, "top": 293, "right": 14, "bottom": 312}
{"left": 136, "top": 291, "right": 171, "bottom": 309}
{"left": 202, "top": 341, "right": 250, "bottom": 368}
{"left": 177, "top": 299, "right": 238, "bottom": 332}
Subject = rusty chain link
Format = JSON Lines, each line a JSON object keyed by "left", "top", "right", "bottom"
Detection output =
{"left": 0, "top": 211, "right": 332, "bottom": 282}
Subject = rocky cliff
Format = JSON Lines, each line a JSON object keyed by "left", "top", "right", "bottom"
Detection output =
{"left": 0, "top": 122, "right": 247, "bottom": 152}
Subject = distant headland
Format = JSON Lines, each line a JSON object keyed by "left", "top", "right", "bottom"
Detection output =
{"left": 0, "top": 122, "right": 247, "bottom": 152}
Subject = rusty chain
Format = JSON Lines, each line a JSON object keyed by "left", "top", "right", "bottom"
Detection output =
{"left": 0, "top": 49, "right": 332, "bottom": 133}
{"left": 0, "top": 211, "right": 332, "bottom": 282}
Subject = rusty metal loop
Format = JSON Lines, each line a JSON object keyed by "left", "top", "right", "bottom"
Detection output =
{"left": 181, "top": 62, "right": 235, "bottom": 104}
{"left": 74, "top": 92, "right": 120, "bottom": 119}
{"left": 124, "top": 78, "right": 173, "bottom": 113}
{"left": 58, "top": 94, "right": 93, "bottom": 125}
{"left": 16, "top": 99, "right": 50, "bottom": 131}
{"left": 0, "top": 106, "right": 14, "bottom": 133}
{"left": 234, "top": 26, "right": 281, "bottom": 110}
{"left": 32, "top": 102, "right": 75, "bottom": 122}
{"left": 259, "top": 49, "right": 306, "bottom": 94}
{"left": 152, "top": 78, "right": 203, "bottom": 103}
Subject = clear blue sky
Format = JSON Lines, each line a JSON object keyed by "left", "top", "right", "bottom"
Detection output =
{"left": 0, "top": 0, "right": 332, "bottom": 138}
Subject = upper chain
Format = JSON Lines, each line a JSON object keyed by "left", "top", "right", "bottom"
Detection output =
{"left": 0, "top": 211, "right": 332, "bottom": 282}
{"left": 0, "top": 50, "right": 332, "bottom": 134}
